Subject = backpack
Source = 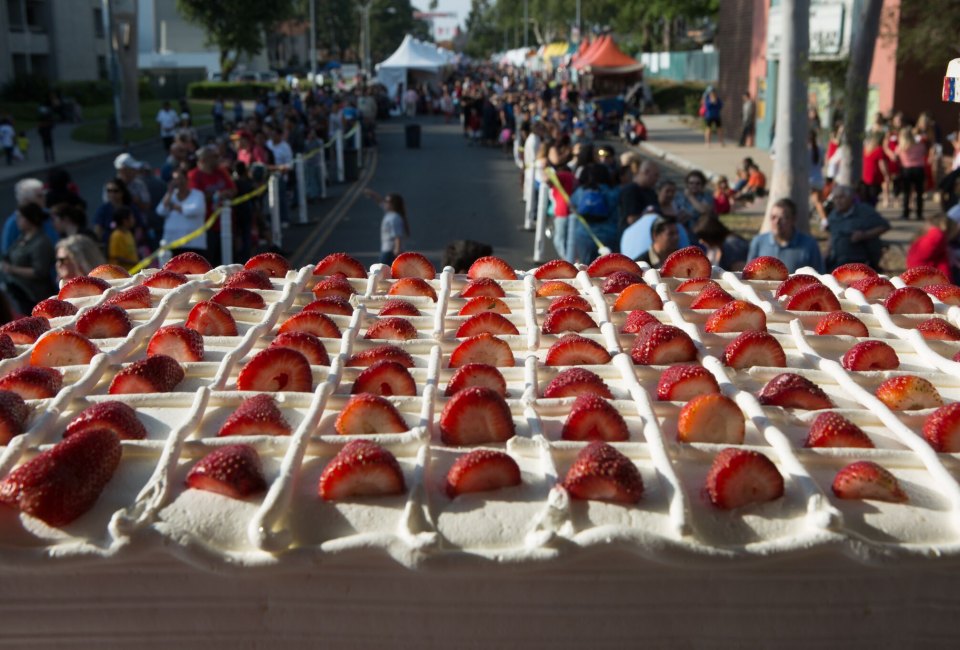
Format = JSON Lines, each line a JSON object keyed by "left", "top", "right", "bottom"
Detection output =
{"left": 576, "top": 188, "right": 610, "bottom": 222}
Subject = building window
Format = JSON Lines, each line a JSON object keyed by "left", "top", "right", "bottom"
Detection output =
{"left": 97, "top": 55, "right": 108, "bottom": 80}
{"left": 94, "top": 7, "right": 105, "bottom": 38}
{"left": 8, "top": 0, "right": 24, "bottom": 31}
{"left": 25, "top": 0, "right": 46, "bottom": 34}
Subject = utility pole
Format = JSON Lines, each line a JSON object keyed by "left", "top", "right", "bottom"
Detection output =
{"left": 102, "top": 0, "right": 123, "bottom": 144}
{"left": 576, "top": 0, "right": 581, "bottom": 39}
{"left": 523, "top": 0, "right": 528, "bottom": 48}
{"left": 309, "top": 0, "right": 316, "bottom": 81}
{"left": 358, "top": 1, "right": 372, "bottom": 77}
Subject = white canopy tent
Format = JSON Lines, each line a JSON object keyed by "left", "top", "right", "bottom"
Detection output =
{"left": 376, "top": 35, "right": 451, "bottom": 101}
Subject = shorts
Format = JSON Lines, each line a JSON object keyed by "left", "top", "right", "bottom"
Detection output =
{"left": 705, "top": 117, "right": 722, "bottom": 129}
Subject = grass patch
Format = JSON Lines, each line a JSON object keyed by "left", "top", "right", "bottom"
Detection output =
{"left": 71, "top": 99, "right": 213, "bottom": 145}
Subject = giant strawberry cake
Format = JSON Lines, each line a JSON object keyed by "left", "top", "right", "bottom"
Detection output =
{"left": 0, "top": 248, "right": 959, "bottom": 647}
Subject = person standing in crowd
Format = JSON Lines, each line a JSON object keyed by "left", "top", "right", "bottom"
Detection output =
{"left": 54, "top": 234, "right": 105, "bottom": 282}
{"left": 108, "top": 208, "right": 139, "bottom": 271}
{"left": 712, "top": 176, "right": 735, "bottom": 215}
{"left": 2, "top": 178, "right": 56, "bottom": 256}
{"left": 694, "top": 214, "right": 748, "bottom": 272}
{"left": 45, "top": 168, "right": 85, "bottom": 210}
{"left": 0, "top": 118, "right": 15, "bottom": 166}
{"left": 809, "top": 130, "right": 827, "bottom": 223}
{"left": 265, "top": 125, "right": 293, "bottom": 224}
{"left": 618, "top": 160, "right": 661, "bottom": 233}
{"left": 403, "top": 86, "right": 419, "bottom": 118}
{"left": 898, "top": 126, "right": 928, "bottom": 220}
{"left": 363, "top": 190, "right": 410, "bottom": 265}
{"left": 673, "top": 170, "right": 713, "bottom": 240}
{"left": 0, "top": 204, "right": 55, "bottom": 314}
{"left": 739, "top": 92, "right": 756, "bottom": 147}
{"left": 825, "top": 185, "right": 890, "bottom": 270}
{"left": 635, "top": 216, "right": 680, "bottom": 268}
{"left": 746, "top": 198, "right": 823, "bottom": 273}
{"left": 906, "top": 212, "right": 955, "bottom": 279}
{"left": 111, "top": 153, "right": 152, "bottom": 217}
{"left": 862, "top": 134, "right": 890, "bottom": 207}
{"left": 211, "top": 96, "right": 225, "bottom": 136}
{"left": 188, "top": 146, "right": 235, "bottom": 265}
{"left": 50, "top": 204, "right": 96, "bottom": 242}
{"left": 567, "top": 163, "right": 618, "bottom": 264}
{"left": 94, "top": 178, "right": 144, "bottom": 247}
{"left": 547, "top": 141, "right": 576, "bottom": 260}
{"left": 231, "top": 162, "right": 256, "bottom": 264}
{"left": 156, "top": 101, "right": 180, "bottom": 152}
{"left": 703, "top": 89, "right": 724, "bottom": 147}
{"left": 157, "top": 168, "right": 207, "bottom": 259}
{"left": 37, "top": 107, "right": 54, "bottom": 163}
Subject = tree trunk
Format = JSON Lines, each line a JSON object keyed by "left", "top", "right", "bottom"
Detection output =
{"left": 113, "top": 1, "right": 140, "bottom": 128}
{"left": 762, "top": 0, "right": 811, "bottom": 233}
{"left": 837, "top": 0, "right": 883, "bottom": 186}
{"left": 663, "top": 17, "right": 673, "bottom": 51}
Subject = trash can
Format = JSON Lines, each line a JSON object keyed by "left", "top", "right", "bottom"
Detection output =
{"left": 344, "top": 147, "right": 359, "bottom": 182}
{"left": 405, "top": 124, "right": 421, "bottom": 149}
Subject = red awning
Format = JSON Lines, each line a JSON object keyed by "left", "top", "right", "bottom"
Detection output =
{"left": 573, "top": 36, "right": 640, "bottom": 71}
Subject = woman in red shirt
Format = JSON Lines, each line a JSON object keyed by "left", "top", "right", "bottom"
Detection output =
{"left": 862, "top": 134, "right": 889, "bottom": 206}
{"left": 906, "top": 212, "right": 956, "bottom": 279}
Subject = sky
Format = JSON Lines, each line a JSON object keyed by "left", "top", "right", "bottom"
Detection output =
{"left": 411, "top": 0, "right": 470, "bottom": 40}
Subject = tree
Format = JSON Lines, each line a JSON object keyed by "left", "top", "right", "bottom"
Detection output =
{"left": 177, "top": 0, "right": 297, "bottom": 76}
{"left": 893, "top": 0, "right": 960, "bottom": 71}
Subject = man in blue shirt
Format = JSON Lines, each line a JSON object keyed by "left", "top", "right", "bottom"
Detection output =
{"left": 824, "top": 185, "right": 890, "bottom": 271}
{"left": 747, "top": 198, "right": 824, "bottom": 272}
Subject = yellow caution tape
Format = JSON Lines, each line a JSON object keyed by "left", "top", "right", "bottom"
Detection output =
{"left": 543, "top": 167, "right": 606, "bottom": 251}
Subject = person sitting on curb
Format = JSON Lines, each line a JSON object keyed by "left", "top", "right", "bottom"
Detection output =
{"left": 747, "top": 198, "right": 823, "bottom": 273}
{"left": 824, "top": 185, "right": 890, "bottom": 271}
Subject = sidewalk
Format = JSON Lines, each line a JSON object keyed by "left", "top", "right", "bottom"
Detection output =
{"left": 0, "top": 122, "right": 118, "bottom": 183}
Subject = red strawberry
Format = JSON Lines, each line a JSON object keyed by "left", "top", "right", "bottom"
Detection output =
{"left": 874, "top": 375, "right": 942, "bottom": 411}
{"left": 676, "top": 278, "right": 717, "bottom": 293}
{"left": 832, "top": 263, "right": 877, "bottom": 286}
{"left": 440, "top": 386, "right": 515, "bottom": 445}
{"left": 450, "top": 333, "right": 515, "bottom": 368}
{"left": 612, "top": 283, "right": 663, "bottom": 311}
{"left": 147, "top": 325, "right": 205, "bottom": 362}
{"left": 459, "top": 296, "right": 510, "bottom": 316}
{"left": 314, "top": 252, "right": 367, "bottom": 278}
{"left": 336, "top": 393, "right": 408, "bottom": 435}
{"left": 784, "top": 283, "right": 841, "bottom": 312}
{"left": 705, "top": 448, "right": 783, "bottom": 509}
{"left": 900, "top": 265, "right": 949, "bottom": 288}
{"left": 660, "top": 246, "right": 711, "bottom": 279}
{"left": 804, "top": 412, "right": 874, "bottom": 448}
{"left": 561, "top": 394, "right": 629, "bottom": 442}
{"left": 462, "top": 277, "right": 506, "bottom": 298}
{"left": 376, "top": 299, "right": 419, "bottom": 317}
{"left": 456, "top": 312, "right": 519, "bottom": 337}
{"left": 279, "top": 311, "right": 342, "bottom": 339}
{"left": 64, "top": 400, "right": 147, "bottom": 441}
{"left": 351, "top": 360, "right": 416, "bottom": 397}
{"left": 30, "top": 330, "right": 98, "bottom": 367}
{"left": 318, "top": 439, "right": 405, "bottom": 500}
{"left": 74, "top": 304, "right": 132, "bottom": 339}
{"left": 884, "top": 286, "right": 934, "bottom": 315}
{"left": 142, "top": 270, "right": 188, "bottom": 289}
{"left": 468, "top": 256, "right": 517, "bottom": 280}
{"left": 104, "top": 285, "right": 152, "bottom": 310}
{"left": 217, "top": 394, "right": 292, "bottom": 437}
{"left": 922, "top": 403, "right": 960, "bottom": 452}
{"left": 757, "top": 373, "right": 834, "bottom": 409}
{"left": 364, "top": 317, "right": 417, "bottom": 341}
{"left": 347, "top": 345, "right": 414, "bottom": 368}
{"left": 164, "top": 252, "right": 212, "bottom": 275}
{"left": 236, "top": 347, "right": 313, "bottom": 392}
{"left": 534, "top": 259, "right": 578, "bottom": 279}
{"left": 390, "top": 252, "right": 435, "bottom": 279}
{"left": 630, "top": 324, "right": 697, "bottom": 365}
{"left": 545, "top": 334, "right": 612, "bottom": 366}
{"left": 841, "top": 340, "right": 899, "bottom": 371}
{"left": 108, "top": 355, "right": 184, "bottom": 394}
{"left": 0, "top": 316, "right": 50, "bottom": 344}
{"left": 244, "top": 252, "right": 290, "bottom": 278}
{"left": 536, "top": 279, "right": 579, "bottom": 298}
{"left": 88, "top": 264, "right": 129, "bottom": 279}
{"left": 586, "top": 253, "right": 641, "bottom": 277}
{"left": 0, "top": 334, "right": 13, "bottom": 360}
{"left": 848, "top": 275, "right": 895, "bottom": 300}
{"left": 621, "top": 309, "right": 660, "bottom": 333}
{"left": 58, "top": 276, "right": 110, "bottom": 300}
{"left": 563, "top": 441, "right": 644, "bottom": 504}
{"left": 922, "top": 284, "right": 960, "bottom": 306}
{"left": 444, "top": 363, "right": 507, "bottom": 397}
{"left": 705, "top": 300, "right": 767, "bottom": 333}
{"left": 186, "top": 301, "right": 239, "bottom": 336}
{"left": 774, "top": 274, "right": 822, "bottom": 299}
{"left": 211, "top": 288, "right": 266, "bottom": 310}
{"left": 31, "top": 299, "right": 78, "bottom": 319}
{"left": 813, "top": 312, "right": 869, "bottom": 337}
{"left": 548, "top": 295, "right": 592, "bottom": 313}
{"left": 689, "top": 284, "right": 735, "bottom": 310}
{"left": 388, "top": 277, "right": 438, "bottom": 301}
{"left": 312, "top": 274, "right": 357, "bottom": 300}
{"left": 185, "top": 444, "right": 267, "bottom": 499}
{"left": 916, "top": 317, "right": 960, "bottom": 341}
{"left": 269, "top": 331, "right": 330, "bottom": 366}
{"left": 723, "top": 330, "right": 787, "bottom": 369}
{"left": 601, "top": 271, "right": 644, "bottom": 295}
{"left": 223, "top": 269, "right": 272, "bottom": 291}
{"left": 543, "top": 368, "right": 613, "bottom": 399}
{"left": 0, "top": 390, "right": 29, "bottom": 444}
{"left": 446, "top": 449, "right": 522, "bottom": 498}
{"left": 677, "top": 393, "right": 745, "bottom": 444}
{"left": 0, "top": 366, "right": 63, "bottom": 399}
{"left": 303, "top": 297, "right": 355, "bottom": 316}
{"left": 541, "top": 307, "right": 598, "bottom": 334}
{"left": 832, "top": 461, "right": 907, "bottom": 503}
{"left": 656, "top": 364, "right": 719, "bottom": 401}
{"left": 741, "top": 256, "right": 788, "bottom": 281}
{"left": 0, "top": 427, "right": 121, "bottom": 526}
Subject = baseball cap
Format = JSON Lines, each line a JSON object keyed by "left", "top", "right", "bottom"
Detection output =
{"left": 114, "top": 153, "right": 144, "bottom": 170}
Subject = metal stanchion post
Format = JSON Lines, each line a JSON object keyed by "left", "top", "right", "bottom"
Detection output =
{"left": 268, "top": 175, "right": 282, "bottom": 249}
{"left": 220, "top": 204, "right": 233, "bottom": 266}
{"left": 295, "top": 154, "right": 307, "bottom": 224}
{"left": 355, "top": 124, "right": 362, "bottom": 169}
{"left": 319, "top": 142, "right": 328, "bottom": 199}
{"left": 336, "top": 130, "right": 345, "bottom": 183}
{"left": 533, "top": 182, "right": 549, "bottom": 263}
{"left": 158, "top": 240, "right": 172, "bottom": 268}
{"left": 523, "top": 169, "right": 536, "bottom": 230}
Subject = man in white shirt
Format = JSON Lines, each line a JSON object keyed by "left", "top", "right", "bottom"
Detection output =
{"left": 265, "top": 127, "right": 293, "bottom": 225}
{"left": 156, "top": 101, "right": 180, "bottom": 151}
{"left": 522, "top": 122, "right": 542, "bottom": 230}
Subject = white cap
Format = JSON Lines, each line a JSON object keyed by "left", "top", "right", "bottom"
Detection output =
{"left": 114, "top": 153, "right": 144, "bottom": 170}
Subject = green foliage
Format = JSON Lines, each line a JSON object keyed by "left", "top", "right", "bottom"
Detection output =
{"left": 893, "top": 0, "right": 960, "bottom": 71}
{"left": 0, "top": 77, "right": 151, "bottom": 106}
{"left": 648, "top": 79, "right": 707, "bottom": 115}
{"left": 187, "top": 82, "right": 278, "bottom": 100}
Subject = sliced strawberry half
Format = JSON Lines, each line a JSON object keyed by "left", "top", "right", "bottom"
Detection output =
{"left": 147, "top": 325, "right": 205, "bottom": 362}
{"left": 832, "top": 263, "right": 877, "bottom": 286}
{"left": 269, "top": 331, "right": 330, "bottom": 366}
{"left": 534, "top": 259, "right": 578, "bottom": 279}
{"left": 58, "top": 276, "right": 110, "bottom": 300}
{"left": 31, "top": 299, "right": 78, "bottom": 319}
{"left": 449, "top": 333, "right": 515, "bottom": 368}
{"left": 440, "top": 386, "right": 515, "bottom": 445}
{"left": 563, "top": 441, "right": 644, "bottom": 504}
{"left": 689, "top": 284, "right": 735, "bottom": 310}
{"left": 244, "top": 252, "right": 290, "bottom": 278}
{"left": 677, "top": 393, "right": 745, "bottom": 444}
{"left": 335, "top": 393, "right": 408, "bottom": 435}
{"left": 468, "top": 256, "right": 517, "bottom": 280}
{"left": 536, "top": 279, "right": 579, "bottom": 298}
{"left": 561, "top": 394, "right": 629, "bottom": 442}
{"left": 741, "top": 256, "right": 788, "bottom": 281}
{"left": 723, "top": 330, "right": 787, "bottom": 369}
{"left": 705, "top": 448, "right": 783, "bottom": 509}
{"left": 461, "top": 277, "right": 506, "bottom": 298}
{"left": 900, "top": 265, "right": 950, "bottom": 288}
{"left": 459, "top": 296, "right": 510, "bottom": 316}
{"left": 922, "top": 403, "right": 960, "bottom": 452}
{"left": 236, "top": 347, "right": 313, "bottom": 393}
{"left": 218, "top": 393, "right": 292, "bottom": 437}
{"left": 0, "top": 366, "right": 63, "bottom": 399}
{"left": 848, "top": 276, "right": 895, "bottom": 300}
{"left": 832, "top": 461, "right": 907, "bottom": 503}
{"left": 186, "top": 444, "right": 268, "bottom": 499}
{"left": 0, "top": 390, "right": 29, "bottom": 444}
{"left": 108, "top": 355, "right": 184, "bottom": 394}
{"left": 29, "top": 330, "right": 98, "bottom": 367}
{"left": 444, "top": 363, "right": 507, "bottom": 398}
{"left": 446, "top": 449, "right": 522, "bottom": 498}
{"left": 351, "top": 360, "right": 416, "bottom": 397}
{"left": 65, "top": 400, "right": 147, "bottom": 441}
{"left": 600, "top": 271, "right": 644, "bottom": 295}
{"left": 0, "top": 316, "right": 50, "bottom": 344}
{"left": 456, "top": 312, "right": 519, "bottom": 337}
{"left": 211, "top": 288, "right": 266, "bottom": 310}
{"left": 312, "top": 274, "right": 357, "bottom": 300}
{"left": 774, "top": 274, "right": 822, "bottom": 300}
{"left": 347, "top": 344, "right": 414, "bottom": 368}
{"left": 784, "top": 283, "right": 841, "bottom": 312}
{"left": 548, "top": 295, "right": 592, "bottom": 313}
{"left": 630, "top": 324, "right": 697, "bottom": 365}
{"left": 224, "top": 269, "right": 273, "bottom": 291}
{"left": 804, "top": 412, "right": 874, "bottom": 449}
{"left": 916, "top": 317, "right": 960, "bottom": 341}
{"left": 142, "top": 270, "right": 188, "bottom": 289}
{"left": 922, "top": 284, "right": 960, "bottom": 306}
{"left": 279, "top": 311, "right": 342, "bottom": 339}
{"left": 74, "top": 304, "right": 132, "bottom": 339}
{"left": 813, "top": 312, "right": 869, "bottom": 337}
{"left": 318, "top": 439, "right": 405, "bottom": 500}
{"left": 541, "top": 307, "right": 598, "bottom": 334}
{"left": 586, "top": 253, "right": 641, "bottom": 278}
{"left": 164, "top": 252, "right": 212, "bottom": 275}
{"left": 660, "top": 246, "right": 711, "bottom": 279}
{"left": 884, "top": 286, "right": 934, "bottom": 315}
{"left": 676, "top": 278, "right": 716, "bottom": 293}
{"left": 88, "top": 264, "right": 129, "bottom": 280}
{"left": 104, "top": 285, "right": 151, "bottom": 310}
{"left": 0, "top": 334, "right": 12, "bottom": 360}
{"left": 186, "top": 301, "right": 239, "bottom": 336}
{"left": 841, "top": 340, "right": 899, "bottom": 371}
{"left": 303, "top": 296, "right": 355, "bottom": 316}
{"left": 757, "top": 373, "right": 834, "bottom": 410}
{"left": 621, "top": 309, "right": 660, "bottom": 334}
{"left": 874, "top": 375, "right": 942, "bottom": 411}
{"left": 390, "top": 252, "right": 435, "bottom": 279}
{"left": 364, "top": 317, "right": 417, "bottom": 341}
{"left": 612, "top": 283, "right": 663, "bottom": 311}
{"left": 545, "top": 334, "right": 612, "bottom": 366}
{"left": 0, "top": 427, "right": 121, "bottom": 526}
{"left": 388, "top": 277, "right": 438, "bottom": 302}
{"left": 313, "top": 252, "right": 367, "bottom": 278}
{"left": 656, "top": 364, "right": 719, "bottom": 401}
{"left": 543, "top": 368, "right": 613, "bottom": 399}
{"left": 705, "top": 300, "right": 767, "bottom": 333}
{"left": 376, "top": 299, "right": 419, "bottom": 317}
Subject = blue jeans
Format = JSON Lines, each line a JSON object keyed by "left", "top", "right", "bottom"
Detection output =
{"left": 552, "top": 216, "right": 569, "bottom": 259}
{"left": 567, "top": 217, "right": 618, "bottom": 264}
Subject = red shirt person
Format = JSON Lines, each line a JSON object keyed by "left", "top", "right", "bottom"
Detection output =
{"left": 906, "top": 213, "right": 954, "bottom": 280}
{"left": 188, "top": 145, "right": 236, "bottom": 266}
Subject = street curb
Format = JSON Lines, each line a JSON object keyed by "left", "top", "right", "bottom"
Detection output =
{"left": 638, "top": 141, "right": 723, "bottom": 182}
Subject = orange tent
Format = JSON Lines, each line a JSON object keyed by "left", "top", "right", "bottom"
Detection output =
{"left": 572, "top": 35, "right": 608, "bottom": 69}
{"left": 573, "top": 36, "right": 642, "bottom": 73}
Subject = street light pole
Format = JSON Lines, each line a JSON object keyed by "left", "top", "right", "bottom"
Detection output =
{"left": 358, "top": 1, "right": 372, "bottom": 77}
{"left": 309, "top": 0, "right": 316, "bottom": 81}
{"left": 102, "top": 0, "right": 123, "bottom": 144}
{"left": 523, "top": 0, "right": 528, "bottom": 48}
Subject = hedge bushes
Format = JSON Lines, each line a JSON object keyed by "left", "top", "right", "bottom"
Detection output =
{"left": 649, "top": 80, "right": 708, "bottom": 116}
{"left": 0, "top": 75, "right": 154, "bottom": 105}
{"left": 187, "top": 82, "right": 278, "bottom": 100}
